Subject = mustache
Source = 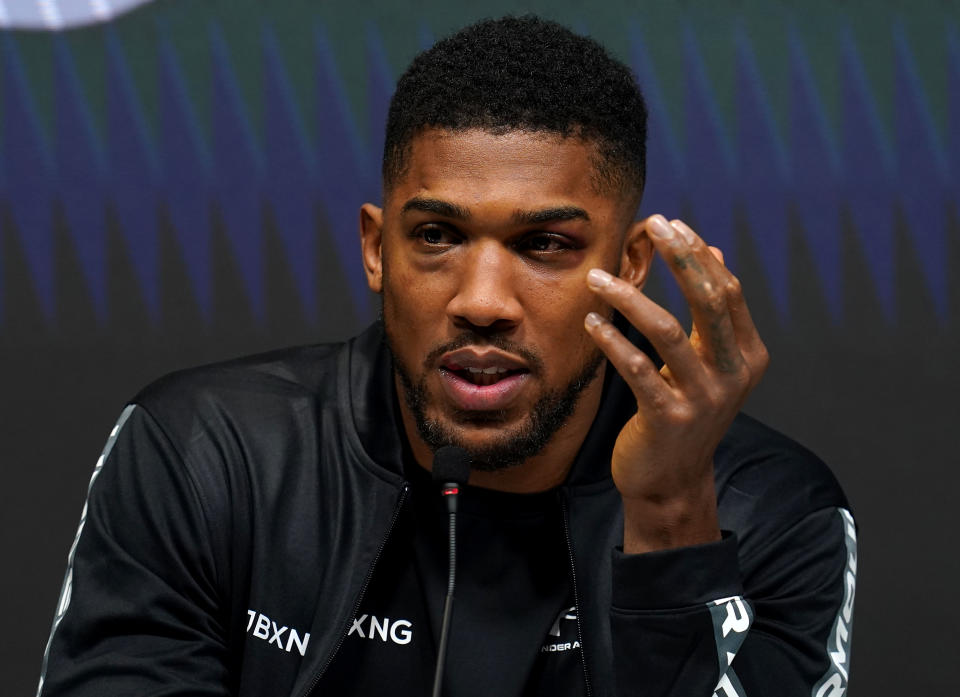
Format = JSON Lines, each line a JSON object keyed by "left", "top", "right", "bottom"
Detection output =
{"left": 423, "top": 330, "right": 545, "bottom": 375}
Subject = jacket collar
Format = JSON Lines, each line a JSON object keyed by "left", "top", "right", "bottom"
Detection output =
{"left": 347, "top": 321, "right": 408, "bottom": 478}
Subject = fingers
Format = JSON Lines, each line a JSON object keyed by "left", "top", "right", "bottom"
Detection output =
{"left": 584, "top": 311, "right": 676, "bottom": 409}
{"left": 672, "top": 220, "right": 769, "bottom": 386}
{"left": 722, "top": 272, "right": 769, "bottom": 388}
{"left": 649, "top": 216, "right": 745, "bottom": 375}
{"left": 584, "top": 214, "right": 768, "bottom": 406}
{"left": 585, "top": 269, "right": 707, "bottom": 394}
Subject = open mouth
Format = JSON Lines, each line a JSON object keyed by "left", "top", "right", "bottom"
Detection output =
{"left": 442, "top": 365, "right": 527, "bottom": 387}
{"left": 437, "top": 348, "right": 533, "bottom": 410}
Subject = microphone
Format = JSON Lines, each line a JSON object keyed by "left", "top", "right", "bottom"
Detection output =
{"left": 430, "top": 446, "right": 471, "bottom": 697}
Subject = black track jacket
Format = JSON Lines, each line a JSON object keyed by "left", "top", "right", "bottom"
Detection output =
{"left": 37, "top": 322, "right": 857, "bottom": 696}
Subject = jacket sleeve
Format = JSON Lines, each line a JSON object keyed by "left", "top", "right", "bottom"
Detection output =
{"left": 609, "top": 506, "right": 856, "bottom": 696}
{"left": 37, "top": 404, "right": 233, "bottom": 697}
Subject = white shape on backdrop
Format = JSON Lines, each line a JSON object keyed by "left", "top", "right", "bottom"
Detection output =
{"left": 0, "top": 0, "right": 155, "bottom": 29}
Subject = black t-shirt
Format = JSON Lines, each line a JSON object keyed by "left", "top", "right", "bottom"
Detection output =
{"left": 320, "top": 462, "right": 588, "bottom": 696}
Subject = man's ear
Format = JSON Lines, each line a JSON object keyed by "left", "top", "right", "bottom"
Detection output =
{"left": 360, "top": 203, "right": 384, "bottom": 294}
{"left": 618, "top": 219, "right": 654, "bottom": 289}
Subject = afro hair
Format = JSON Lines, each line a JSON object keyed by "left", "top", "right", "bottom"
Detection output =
{"left": 383, "top": 15, "right": 649, "bottom": 204}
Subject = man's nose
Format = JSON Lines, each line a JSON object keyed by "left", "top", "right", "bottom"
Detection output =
{"left": 446, "top": 242, "right": 523, "bottom": 332}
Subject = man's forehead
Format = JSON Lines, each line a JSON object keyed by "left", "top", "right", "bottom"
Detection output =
{"left": 388, "top": 127, "right": 611, "bottom": 207}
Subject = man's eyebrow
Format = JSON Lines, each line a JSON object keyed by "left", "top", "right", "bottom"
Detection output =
{"left": 401, "top": 197, "right": 471, "bottom": 219}
{"left": 512, "top": 206, "right": 590, "bottom": 225}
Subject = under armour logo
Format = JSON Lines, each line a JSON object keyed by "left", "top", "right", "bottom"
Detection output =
{"left": 548, "top": 606, "right": 577, "bottom": 637}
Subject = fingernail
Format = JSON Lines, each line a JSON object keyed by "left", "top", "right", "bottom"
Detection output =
{"left": 587, "top": 268, "right": 613, "bottom": 288}
{"left": 671, "top": 219, "right": 696, "bottom": 245}
{"left": 585, "top": 312, "right": 603, "bottom": 329}
{"left": 648, "top": 215, "right": 675, "bottom": 240}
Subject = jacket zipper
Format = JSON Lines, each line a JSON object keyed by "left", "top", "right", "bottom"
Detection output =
{"left": 300, "top": 483, "right": 410, "bottom": 697}
{"left": 560, "top": 492, "right": 593, "bottom": 697}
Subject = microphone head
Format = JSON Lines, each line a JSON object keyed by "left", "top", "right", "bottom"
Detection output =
{"left": 431, "top": 446, "right": 472, "bottom": 485}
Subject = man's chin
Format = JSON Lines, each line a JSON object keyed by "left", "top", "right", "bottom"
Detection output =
{"left": 415, "top": 413, "right": 537, "bottom": 471}
{"left": 445, "top": 405, "right": 517, "bottom": 427}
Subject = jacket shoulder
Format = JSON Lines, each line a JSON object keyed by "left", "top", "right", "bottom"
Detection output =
{"left": 715, "top": 412, "right": 850, "bottom": 561}
{"left": 122, "top": 341, "right": 356, "bottom": 512}
{"left": 132, "top": 341, "right": 345, "bottom": 434}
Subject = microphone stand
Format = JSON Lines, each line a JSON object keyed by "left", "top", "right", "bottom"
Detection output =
{"left": 431, "top": 481, "right": 460, "bottom": 697}
{"left": 430, "top": 446, "right": 470, "bottom": 697}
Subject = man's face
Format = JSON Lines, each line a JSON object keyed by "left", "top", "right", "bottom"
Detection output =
{"left": 362, "top": 128, "right": 644, "bottom": 470}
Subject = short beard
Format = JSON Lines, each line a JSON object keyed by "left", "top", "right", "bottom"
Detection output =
{"left": 387, "top": 330, "right": 605, "bottom": 472}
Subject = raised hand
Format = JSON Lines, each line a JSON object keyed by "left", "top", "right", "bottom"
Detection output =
{"left": 584, "top": 214, "right": 769, "bottom": 554}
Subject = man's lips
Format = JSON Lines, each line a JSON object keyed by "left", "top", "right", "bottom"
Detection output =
{"left": 438, "top": 369, "right": 530, "bottom": 411}
{"left": 440, "top": 347, "right": 529, "bottom": 373}
{"left": 438, "top": 347, "right": 531, "bottom": 411}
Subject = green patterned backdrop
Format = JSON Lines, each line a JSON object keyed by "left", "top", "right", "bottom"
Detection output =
{"left": 1, "top": 1, "right": 958, "bottom": 694}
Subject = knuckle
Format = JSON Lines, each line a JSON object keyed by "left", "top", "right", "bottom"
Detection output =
{"left": 724, "top": 276, "right": 743, "bottom": 300}
{"left": 656, "top": 318, "right": 687, "bottom": 345}
{"left": 700, "top": 286, "right": 726, "bottom": 315}
{"left": 626, "top": 353, "right": 649, "bottom": 377}
{"left": 757, "top": 342, "right": 770, "bottom": 366}
{"left": 752, "top": 343, "right": 771, "bottom": 376}
{"left": 646, "top": 391, "right": 670, "bottom": 412}
{"left": 666, "top": 402, "right": 694, "bottom": 424}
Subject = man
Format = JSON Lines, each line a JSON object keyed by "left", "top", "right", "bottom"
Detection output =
{"left": 37, "top": 16, "right": 855, "bottom": 697}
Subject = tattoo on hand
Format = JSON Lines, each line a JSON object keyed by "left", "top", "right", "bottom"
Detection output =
{"left": 710, "top": 319, "right": 740, "bottom": 373}
{"left": 672, "top": 253, "right": 703, "bottom": 273}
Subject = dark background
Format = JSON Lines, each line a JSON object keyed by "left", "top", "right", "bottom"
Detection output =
{"left": 2, "top": 1, "right": 957, "bottom": 694}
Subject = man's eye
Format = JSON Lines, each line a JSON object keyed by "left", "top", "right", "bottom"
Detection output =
{"left": 516, "top": 234, "right": 569, "bottom": 253}
{"left": 423, "top": 228, "right": 444, "bottom": 244}
{"left": 415, "top": 226, "right": 458, "bottom": 247}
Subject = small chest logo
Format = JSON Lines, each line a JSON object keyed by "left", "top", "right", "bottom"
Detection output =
{"left": 541, "top": 605, "right": 580, "bottom": 653}
{"left": 246, "top": 609, "right": 311, "bottom": 656}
